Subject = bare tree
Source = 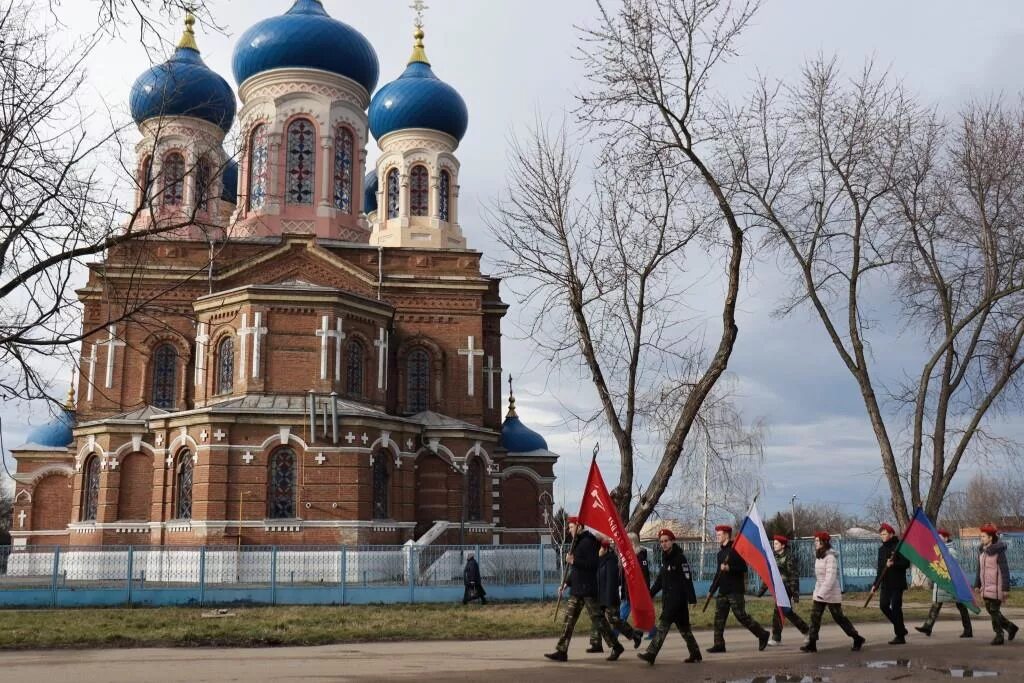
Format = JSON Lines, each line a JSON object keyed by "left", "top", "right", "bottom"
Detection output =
{"left": 722, "top": 56, "right": 1024, "bottom": 526}
{"left": 942, "top": 473, "right": 1024, "bottom": 530}
{"left": 49, "top": 0, "right": 218, "bottom": 50}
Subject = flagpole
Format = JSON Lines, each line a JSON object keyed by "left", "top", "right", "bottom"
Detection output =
{"left": 703, "top": 494, "right": 759, "bottom": 613}
{"left": 863, "top": 509, "right": 919, "bottom": 609}
{"left": 553, "top": 442, "right": 599, "bottom": 621}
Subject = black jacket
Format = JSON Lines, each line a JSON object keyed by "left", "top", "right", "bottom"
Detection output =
{"left": 622, "top": 547, "right": 652, "bottom": 601}
{"left": 875, "top": 537, "right": 909, "bottom": 591}
{"left": 464, "top": 557, "right": 481, "bottom": 586}
{"left": 716, "top": 541, "right": 748, "bottom": 596}
{"left": 651, "top": 543, "right": 697, "bottom": 619}
{"left": 564, "top": 530, "right": 601, "bottom": 598}
{"left": 597, "top": 551, "right": 621, "bottom": 607}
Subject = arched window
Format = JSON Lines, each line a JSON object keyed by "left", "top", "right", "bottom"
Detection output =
{"left": 407, "top": 348, "right": 430, "bottom": 413}
{"left": 151, "top": 343, "right": 178, "bottom": 409}
{"left": 439, "top": 169, "right": 451, "bottom": 222}
{"left": 216, "top": 337, "right": 234, "bottom": 394}
{"left": 140, "top": 155, "right": 153, "bottom": 200}
{"left": 162, "top": 152, "right": 186, "bottom": 206}
{"left": 346, "top": 339, "right": 364, "bottom": 397}
{"left": 195, "top": 157, "right": 212, "bottom": 211}
{"left": 286, "top": 118, "right": 316, "bottom": 205}
{"left": 386, "top": 168, "right": 400, "bottom": 219}
{"left": 467, "top": 458, "right": 483, "bottom": 521}
{"left": 248, "top": 124, "right": 269, "bottom": 211}
{"left": 372, "top": 454, "right": 389, "bottom": 519}
{"left": 175, "top": 452, "right": 194, "bottom": 520}
{"left": 268, "top": 447, "right": 297, "bottom": 519}
{"left": 333, "top": 126, "right": 354, "bottom": 213}
{"left": 81, "top": 456, "right": 100, "bottom": 522}
{"left": 410, "top": 165, "right": 429, "bottom": 217}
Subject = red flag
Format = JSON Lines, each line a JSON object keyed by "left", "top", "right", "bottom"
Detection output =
{"left": 576, "top": 459, "right": 656, "bottom": 632}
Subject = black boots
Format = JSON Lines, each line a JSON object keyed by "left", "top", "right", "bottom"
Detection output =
{"left": 888, "top": 634, "right": 906, "bottom": 645}
{"left": 1008, "top": 623, "right": 1019, "bottom": 641}
{"left": 852, "top": 635, "right": 866, "bottom": 651}
{"left": 758, "top": 633, "right": 770, "bottom": 651}
{"left": 544, "top": 651, "right": 567, "bottom": 661}
{"left": 637, "top": 651, "right": 656, "bottom": 665}
{"left": 706, "top": 644, "right": 727, "bottom": 653}
{"left": 914, "top": 625, "right": 932, "bottom": 637}
{"left": 584, "top": 645, "right": 603, "bottom": 653}
{"left": 800, "top": 639, "right": 817, "bottom": 653}
{"left": 605, "top": 645, "right": 625, "bottom": 661}
{"left": 632, "top": 633, "right": 643, "bottom": 649}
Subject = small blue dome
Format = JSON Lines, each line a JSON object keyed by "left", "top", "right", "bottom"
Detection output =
{"left": 221, "top": 159, "right": 239, "bottom": 204}
{"left": 129, "top": 44, "right": 236, "bottom": 132}
{"left": 501, "top": 415, "right": 548, "bottom": 453}
{"left": 369, "top": 60, "right": 469, "bottom": 143}
{"left": 233, "top": 0, "right": 379, "bottom": 94}
{"left": 25, "top": 409, "right": 74, "bottom": 448}
{"left": 363, "top": 169, "right": 378, "bottom": 214}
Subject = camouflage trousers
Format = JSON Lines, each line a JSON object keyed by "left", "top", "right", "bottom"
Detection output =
{"left": 922, "top": 601, "right": 972, "bottom": 633}
{"left": 556, "top": 595, "right": 619, "bottom": 654}
{"left": 713, "top": 594, "right": 768, "bottom": 647}
{"left": 808, "top": 601, "right": 860, "bottom": 642}
{"left": 645, "top": 609, "right": 701, "bottom": 662}
{"left": 589, "top": 606, "right": 638, "bottom": 649}
{"left": 771, "top": 600, "right": 809, "bottom": 641}
{"left": 984, "top": 598, "right": 1018, "bottom": 638}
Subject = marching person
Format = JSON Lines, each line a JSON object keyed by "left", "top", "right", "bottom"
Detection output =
{"left": 618, "top": 531, "right": 654, "bottom": 638}
{"left": 708, "top": 524, "right": 771, "bottom": 653}
{"left": 974, "top": 524, "right": 1019, "bottom": 646}
{"left": 759, "top": 535, "right": 809, "bottom": 646}
{"left": 915, "top": 529, "right": 971, "bottom": 638}
{"left": 545, "top": 517, "right": 624, "bottom": 662}
{"left": 800, "top": 531, "right": 865, "bottom": 653}
{"left": 462, "top": 552, "right": 487, "bottom": 605}
{"left": 875, "top": 523, "right": 911, "bottom": 644}
{"left": 638, "top": 529, "right": 702, "bottom": 665}
{"left": 593, "top": 539, "right": 642, "bottom": 652}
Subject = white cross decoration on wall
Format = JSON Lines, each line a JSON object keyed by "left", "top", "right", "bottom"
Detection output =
{"left": 166, "top": 455, "right": 174, "bottom": 468}
{"left": 316, "top": 315, "right": 334, "bottom": 381}
{"left": 406, "top": 438, "right": 414, "bottom": 451}
{"left": 155, "top": 434, "right": 163, "bottom": 446}
{"left": 238, "top": 313, "right": 252, "bottom": 380}
{"left": 361, "top": 433, "right": 369, "bottom": 445}
{"left": 334, "top": 318, "right": 346, "bottom": 382}
{"left": 17, "top": 510, "right": 26, "bottom": 528}
{"left": 194, "top": 322, "right": 209, "bottom": 386}
{"left": 213, "top": 429, "right": 226, "bottom": 442}
{"left": 315, "top": 453, "right": 327, "bottom": 465}
{"left": 242, "top": 451, "right": 255, "bottom": 464}
{"left": 484, "top": 355, "right": 501, "bottom": 410}
{"left": 200, "top": 429, "right": 208, "bottom": 442}
{"left": 252, "top": 312, "right": 268, "bottom": 378}
{"left": 107, "top": 458, "right": 119, "bottom": 471}
{"left": 375, "top": 328, "right": 389, "bottom": 390}
{"left": 458, "top": 336, "right": 485, "bottom": 397}
{"left": 345, "top": 432, "right": 356, "bottom": 444}
{"left": 82, "top": 344, "right": 98, "bottom": 402}
{"left": 96, "top": 325, "right": 126, "bottom": 389}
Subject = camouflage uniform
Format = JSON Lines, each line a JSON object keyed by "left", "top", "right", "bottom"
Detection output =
{"left": 588, "top": 550, "right": 638, "bottom": 651}
{"left": 558, "top": 595, "right": 618, "bottom": 654}
{"left": 551, "top": 530, "right": 621, "bottom": 657}
{"left": 768, "top": 546, "right": 809, "bottom": 642}
{"left": 711, "top": 541, "right": 769, "bottom": 651}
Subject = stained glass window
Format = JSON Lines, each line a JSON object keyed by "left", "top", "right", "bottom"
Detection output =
{"left": 268, "top": 448, "right": 297, "bottom": 519}
{"left": 286, "top": 118, "right": 316, "bottom": 205}
{"left": 196, "top": 157, "right": 212, "bottom": 211}
{"left": 151, "top": 344, "right": 177, "bottom": 409}
{"left": 372, "top": 454, "right": 389, "bottom": 519}
{"left": 333, "top": 126, "right": 354, "bottom": 213}
{"left": 140, "top": 156, "right": 153, "bottom": 201}
{"left": 176, "top": 453, "right": 194, "bottom": 520}
{"left": 216, "top": 336, "right": 234, "bottom": 394}
{"left": 467, "top": 458, "right": 483, "bottom": 521}
{"left": 162, "top": 152, "right": 186, "bottom": 206}
{"left": 346, "top": 339, "right": 364, "bottom": 397}
{"left": 410, "top": 165, "right": 429, "bottom": 217}
{"left": 439, "top": 170, "right": 451, "bottom": 222}
{"left": 407, "top": 348, "right": 430, "bottom": 413}
{"left": 386, "top": 168, "right": 400, "bottom": 219}
{"left": 82, "top": 456, "right": 100, "bottom": 521}
{"left": 249, "top": 124, "right": 268, "bottom": 212}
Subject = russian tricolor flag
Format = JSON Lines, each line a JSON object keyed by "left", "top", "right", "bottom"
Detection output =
{"left": 732, "top": 502, "right": 792, "bottom": 613}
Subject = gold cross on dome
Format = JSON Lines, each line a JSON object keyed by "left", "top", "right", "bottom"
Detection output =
{"left": 410, "top": 0, "right": 429, "bottom": 28}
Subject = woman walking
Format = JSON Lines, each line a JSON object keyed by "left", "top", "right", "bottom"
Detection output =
{"left": 801, "top": 532, "right": 865, "bottom": 653}
{"left": 974, "top": 524, "right": 1019, "bottom": 645}
{"left": 915, "top": 529, "right": 971, "bottom": 638}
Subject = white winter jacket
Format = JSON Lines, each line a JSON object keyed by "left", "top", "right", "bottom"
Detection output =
{"left": 813, "top": 549, "right": 842, "bottom": 604}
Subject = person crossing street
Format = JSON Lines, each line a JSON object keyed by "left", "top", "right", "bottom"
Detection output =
{"left": 708, "top": 524, "right": 770, "bottom": 653}
{"left": 637, "top": 529, "right": 702, "bottom": 665}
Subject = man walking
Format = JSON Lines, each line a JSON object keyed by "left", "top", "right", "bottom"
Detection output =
{"left": 638, "top": 529, "right": 702, "bottom": 665}
{"left": 761, "top": 535, "right": 809, "bottom": 646}
{"left": 708, "top": 524, "right": 770, "bottom": 653}
{"left": 545, "top": 517, "right": 623, "bottom": 662}
{"left": 591, "top": 539, "right": 642, "bottom": 652}
{"left": 462, "top": 552, "right": 486, "bottom": 605}
{"left": 875, "top": 523, "right": 911, "bottom": 644}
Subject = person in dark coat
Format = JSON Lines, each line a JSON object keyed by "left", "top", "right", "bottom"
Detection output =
{"left": 708, "top": 524, "right": 770, "bottom": 653}
{"left": 462, "top": 553, "right": 486, "bottom": 605}
{"left": 0, "top": 526, "right": 11, "bottom": 576}
{"left": 759, "top": 535, "right": 810, "bottom": 645}
{"left": 588, "top": 539, "right": 641, "bottom": 651}
{"left": 637, "top": 529, "right": 702, "bottom": 665}
{"left": 545, "top": 517, "right": 623, "bottom": 662}
{"left": 875, "top": 523, "right": 911, "bottom": 644}
{"left": 617, "top": 531, "right": 654, "bottom": 637}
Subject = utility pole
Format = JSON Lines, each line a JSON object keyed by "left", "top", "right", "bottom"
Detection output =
{"left": 790, "top": 495, "right": 797, "bottom": 536}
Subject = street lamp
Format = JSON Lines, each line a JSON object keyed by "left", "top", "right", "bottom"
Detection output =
{"left": 790, "top": 495, "right": 797, "bottom": 536}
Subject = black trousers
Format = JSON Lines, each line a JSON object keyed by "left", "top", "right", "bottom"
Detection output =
{"left": 879, "top": 586, "right": 906, "bottom": 636}
{"left": 984, "top": 598, "right": 1018, "bottom": 637}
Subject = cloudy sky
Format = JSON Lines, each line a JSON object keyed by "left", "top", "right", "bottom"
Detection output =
{"left": 6, "top": 0, "right": 1024, "bottom": 524}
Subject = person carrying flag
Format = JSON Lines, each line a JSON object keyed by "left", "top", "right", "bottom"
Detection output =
{"left": 708, "top": 524, "right": 771, "bottom": 653}
{"left": 545, "top": 517, "right": 623, "bottom": 662}
{"left": 591, "top": 539, "right": 643, "bottom": 652}
{"left": 875, "top": 523, "right": 911, "bottom": 644}
{"left": 759, "top": 535, "right": 809, "bottom": 646}
{"left": 637, "top": 529, "right": 702, "bottom": 665}
{"left": 800, "top": 531, "right": 865, "bottom": 653}
{"left": 915, "top": 529, "right": 972, "bottom": 639}
{"left": 974, "top": 524, "right": 1019, "bottom": 646}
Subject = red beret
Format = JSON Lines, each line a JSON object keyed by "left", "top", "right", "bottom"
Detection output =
{"left": 814, "top": 531, "right": 831, "bottom": 542}
{"left": 878, "top": 523, "right": 896, "bottom": 534}
{"left": 715, "top": 525, "right": 733, "bottom": 534}
{"left": 657, "top": 528, "right": 676, "bottom": 541}
{"left": 567, "top": 516, "right": 580, "bottom": 525}
{"left": 600, "top": 538, "right": 611, "bottom": 549}
{"left": 937, "top": 528, "right": 952, "bottom": 538}
{"left": 772, "top": 535, "right": 789, "bottom": 545}
{"left": 980, "top": 523, "right": 998, "bottom": 535}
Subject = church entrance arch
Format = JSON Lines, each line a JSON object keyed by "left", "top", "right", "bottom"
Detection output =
{"left": 414, "top": 452, "right": 450, "bottom": 540}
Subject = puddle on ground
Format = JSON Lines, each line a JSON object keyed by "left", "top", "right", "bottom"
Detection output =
{"left": 723, "top": 677, "right": 830, "bottom": 683}
{"left": 926, "top": 667, "right": 999, "bottom": 678}
{"left": 865, "top": 659, "right": 912, "bottom": 669}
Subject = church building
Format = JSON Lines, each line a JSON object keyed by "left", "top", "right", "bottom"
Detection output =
{"left": 9, "top": 0, "right": 557, "bottom": 549}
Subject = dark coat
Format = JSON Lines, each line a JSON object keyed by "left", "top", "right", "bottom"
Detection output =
{"left": 564, "top": 530, "right": 601, "bottom": 598}
{"left": 597, "top": 551, "right": 621, "bottom": 607}
{"left": 875, "top": 537, "right": 909, "bottom": 591}
{"left": 716, "top": 541, "right": 748, "bottom": 596}
{"left": 622, "top": 547, "right": 652, "bottom": 601}
{"left": 463, "top": 557, "right": 481, "bottom": 587}
{"left": 651, "top": 543, "right": 697, "bottom": 619}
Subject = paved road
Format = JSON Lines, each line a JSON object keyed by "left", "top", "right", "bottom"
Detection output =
{"left": 4, "top": 619, "right": 1023, "bottom": 682}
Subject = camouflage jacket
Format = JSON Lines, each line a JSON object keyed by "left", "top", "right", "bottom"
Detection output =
{"left": 776, "top": 548, "right": 800, "bottom": 598}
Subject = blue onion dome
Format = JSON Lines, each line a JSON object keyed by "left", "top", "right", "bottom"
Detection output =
{"left": 221, "top": 159, "right": 239, "bottom": 204}
{"left": 363, "top": 169, "right": 378, "bottom": 213}
{"left": 232, "top": 0, "right": 379, "bottom": 94}
{"left": 368, "top": 28, "right": 469, "bottom": 143}
{"left": 129, "top": 14, "right": 237, "bottom": 132}
{"left": 500, "top": 391, "right": 548, "bottom": 453}
{"left": 25, "top": 389, "right": 75, "bottom": 448}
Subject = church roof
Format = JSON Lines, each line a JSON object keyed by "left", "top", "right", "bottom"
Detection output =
{"left": 411, "top": 411, "right": 489, "bottom": 431}
{"left": 77, "top": 406, "right": 170, "bottom": 428}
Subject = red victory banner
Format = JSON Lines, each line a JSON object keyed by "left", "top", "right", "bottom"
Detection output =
{"left": 577, "top": 458, "right": 656, "bottom": 632}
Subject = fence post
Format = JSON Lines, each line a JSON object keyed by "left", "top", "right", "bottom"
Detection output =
{"left": 408, "top": 545, "right": 416, "bottom": 604}
{"left": 538, "top": 543, "right": 545, "bottom": 600}
{"left": 126, "top": 545, "right": 134, "bottom": 606}
{"left": 50, "top": 546, "right": 60, "bottom": 608}
{"left": 836, "top": 538, "right": 846, "bottom": 593}
{"left": 339, "top": 546, "right": 347, "bottom": 605}
{"left": 271, "top": 546, "right": 278, "bottom": 605}
{"left": 199, "top": 546, "right": 207, "bottom": 606}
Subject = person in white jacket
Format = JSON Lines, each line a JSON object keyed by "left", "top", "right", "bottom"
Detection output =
{"left": 800, "top": 532, "right": 866, "bottom": 653}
